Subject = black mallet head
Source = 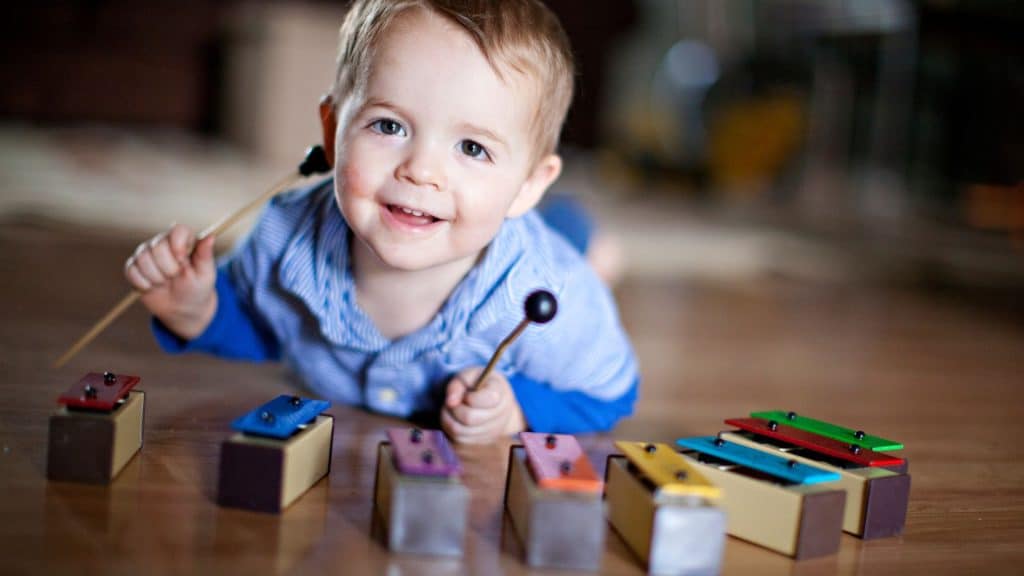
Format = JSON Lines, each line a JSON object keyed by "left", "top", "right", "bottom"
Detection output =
{"left": 524, "top": 290, "right": 557, "bottom": 324}
{"left": 298, "top": 145, "right": 331, "bottom": 176}
{"left": 470, "top": 289, "right": 558, "bottom": 391}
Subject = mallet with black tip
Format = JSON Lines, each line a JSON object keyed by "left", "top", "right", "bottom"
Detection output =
{"left": 469, "top": 290, "right": 557, "bottom": 391}
{"left": 53, "top": 145, "right": 332, "bottom": 369}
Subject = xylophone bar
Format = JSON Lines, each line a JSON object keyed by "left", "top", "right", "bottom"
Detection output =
{"left": 719, "top": 427, "right": 911, "bottom": 539}
{"left": 726, "top": 418, "right": 905, "bottom": 469}
{"left": 372, "top": 429, "right": 468, "bottom": 557}
{"left": 751, "top": 410, "right": 903, "bottom": 452}
{"left": 504, "top": 437, "right": 605, "bottom": 571}
{"left": 48, "top": 388, "right": 145, "bottom": 484}
{"left": 605, "top": 442, "right": 726, "bottom": 574}
{"left": 217, "top": 396, "right": 334, "bottom": 513}
{"left": 676, "top": 436, "right": 846, "bottom": 559}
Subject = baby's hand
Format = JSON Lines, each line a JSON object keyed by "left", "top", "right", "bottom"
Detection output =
{"left": 124, "top": 223, "right": 218, "bottom": 340}
{"left": 442, "top": 367, "right": 526, "bottom": 445}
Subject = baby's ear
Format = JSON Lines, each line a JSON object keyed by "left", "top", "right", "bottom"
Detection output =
{"left": 507, "top": 154, "right": 563, "bottom": 218}
{"left": 318, "top": 94, "right": 337, "bottom": 167}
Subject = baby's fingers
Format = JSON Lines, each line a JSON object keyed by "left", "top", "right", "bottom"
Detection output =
{"left": 464, "top": 384, "right": 501, "bottom": 409}
{"left": 149, "top": 235, "right": 183, "bottom": 279}
{"left": 124, "top": 260, "right": 152, "bottom": 291}
{"left": 167, "top": 224, "right": 196, "bottom": 263}
{"left": 441, "top": 408, "right": 500, "bottom": 444}
{"left": 128, "top": 242, "right": 167, "bottom": 287}
{"left": 448, "top": 401, "right": 501, "bottom": 427}
{"left": 191, "top": 235, "right": 217, "bottom": 280}
{"left": 445, "top": 375, "right": 469, "bottom": 408}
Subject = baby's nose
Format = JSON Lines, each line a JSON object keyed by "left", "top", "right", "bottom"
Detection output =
{"left": 398, "top": 143, "right": 447, "bottom": 190}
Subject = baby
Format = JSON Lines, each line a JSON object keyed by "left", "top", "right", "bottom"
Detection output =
{"left": 124, "top": 0, "right": 638, "bottom": 443}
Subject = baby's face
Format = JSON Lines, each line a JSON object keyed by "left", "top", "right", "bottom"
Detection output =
{"left": 334, "top": 8, "right": 544, "bottom": 273}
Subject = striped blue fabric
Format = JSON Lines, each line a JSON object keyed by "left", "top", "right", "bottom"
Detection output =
{"left": 164, "top": 179, "right": 639, "bottom": 427}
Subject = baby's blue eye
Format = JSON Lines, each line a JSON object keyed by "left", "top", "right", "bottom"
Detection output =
{"left": 372, "top": 119, "right": 405, "bottom": 136}
{"left": 460, "top": 139, "right": 490, "bottom": 161}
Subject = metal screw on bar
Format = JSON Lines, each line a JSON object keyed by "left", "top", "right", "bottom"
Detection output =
{"left": 84, "top": 384, "right": 97, "bottom": 398}
{"left": 290, "top": 396, "right": 302, "bottom": 407}
{"left": 787, "top": 411, "right": 798, "bottom": 420}
{"left": 644, "top": 443, "right": 657, "bottom": 454}
{"left": 787, "top": 460, "right": 798, "bottom": 468}
{"left": 559, "top": 461, "right": 572, "bottom": 475}
{"left": 545, "top": 434, "right": 557, "bottom": 449}
{"left": 849, "top": 444, "right": 862, "bottom": 455}
{"left": 768, "top": 420, "right": 779, "bottom": 431}
{"left": 675, "top": 470, "right": 688, "bottom": 481}
{"left": 260, "top": 411, "right": 275, "bottom": 423}
{"left": 470, "top": 290, "right": 557, "bottom": 391}
{"left": 422, "top": 450, "right": 434, "bottom": 465}
{"left": 410, "top": 428, "right": 423, "bottom": 443}
{"left": 713, "top": 437, "right": 726, "bottom": 447}
{"left": 855, "top": 430, "right": 866, "bottom": 440}
{"left": 103, "top": 371, "right": 117, "bottom": 385}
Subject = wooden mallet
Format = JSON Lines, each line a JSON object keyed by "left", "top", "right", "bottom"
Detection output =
{"left": 469, "top": 289, "right": 558, "bottom": 391}
{"left": 52, "top": 145, "right": 331, "bottom": 369}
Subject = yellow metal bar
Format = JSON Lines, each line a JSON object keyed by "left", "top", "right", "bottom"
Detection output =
{"left": 615, "top": 441, "right": 721, "bottom": 498}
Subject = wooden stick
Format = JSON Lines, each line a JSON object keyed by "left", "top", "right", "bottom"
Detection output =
{"left": 53, "top": 172, "right": 304, "bottom": 369}
{"left": 467, "top": 290, "right": 557, "bottom": 392}
{"left": 196, "top": 173, "right": 301, "bottom": 241}
{"left": 52, "top": 292, "right": 142, "bottom": 370}
{"left": 469, "top": 318, "right": 529, "bottom": 391}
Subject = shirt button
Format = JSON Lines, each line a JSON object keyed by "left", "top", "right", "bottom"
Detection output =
{"left": 378, "top": 387, "right": 397, "bottom": 404}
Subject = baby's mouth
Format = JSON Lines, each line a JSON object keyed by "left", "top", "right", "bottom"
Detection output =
{"left": 386, "top": 203, "right": 442, "bottom": 226}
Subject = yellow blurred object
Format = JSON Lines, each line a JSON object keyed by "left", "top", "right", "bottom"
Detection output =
{"left": 622, "top": 102, "right": 680, "bottom": 162}
{"left": 707, "top": 93, "right": 805, "bottom": 191}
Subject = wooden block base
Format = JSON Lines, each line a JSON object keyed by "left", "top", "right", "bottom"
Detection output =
{"left": 720, "top": 431, "right": 910, "bottom": 539}
{"left": 372, "top": 442, "right": 468, "bottom": 557}
{"left": 217, "top": 414, "right": 334, "bottom": 513}
{"left": 504, "top": 445, "right": 605, "bottom": 571}
{"left": 677, "top": 448, "right": 845, "bottom": 559}
{"left": 605, "top": 455, "right": 726, "bottom": 575}
{"left": 47, "top": 390, "right": 145, "bottom": 484}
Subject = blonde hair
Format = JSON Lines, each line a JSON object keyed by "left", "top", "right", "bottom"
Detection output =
{"left": 331, "top": 0, "right": 575, "bottom": 160}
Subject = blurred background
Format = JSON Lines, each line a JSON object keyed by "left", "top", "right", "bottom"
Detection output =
{"left": 1, "top": 0, "right": 1022, "bottom": 314}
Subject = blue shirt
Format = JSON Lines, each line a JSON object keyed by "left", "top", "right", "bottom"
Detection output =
{"left": 154, "top": 179, "right": 638, "bottom": 433}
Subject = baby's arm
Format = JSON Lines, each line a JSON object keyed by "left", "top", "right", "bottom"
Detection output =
{"left": 442, "top": 368, "right": 526, "bottom": 444}
{"left": 124, "top": 224, "right": 218, "bottom": 340}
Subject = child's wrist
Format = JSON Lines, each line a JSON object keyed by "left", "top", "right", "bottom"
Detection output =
{"left": 507, "top": 400, "right": 528, "bottom": 435}
{"left": 162, "top": 292, "right": 218, "bottom": 341}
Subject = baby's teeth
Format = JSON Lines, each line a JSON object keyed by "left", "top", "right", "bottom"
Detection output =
{"left": 400, "top": 207, "right": 424, "bottom": 217}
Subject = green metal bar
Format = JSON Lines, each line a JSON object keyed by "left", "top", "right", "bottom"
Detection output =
{"left": 750, "top": 411, "right": 904, "bottom": 451}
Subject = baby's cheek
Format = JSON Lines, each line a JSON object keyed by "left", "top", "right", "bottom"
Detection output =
{"left": 339, "top": 163, "right": 364, "bottom": 195}
{"left": 450, "top": 222, "right": 497, "bottom": 259}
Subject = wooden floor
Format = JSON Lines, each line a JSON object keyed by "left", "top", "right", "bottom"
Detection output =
{"left": 2, "top": 218, "right": 1023, "bottom": 575}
